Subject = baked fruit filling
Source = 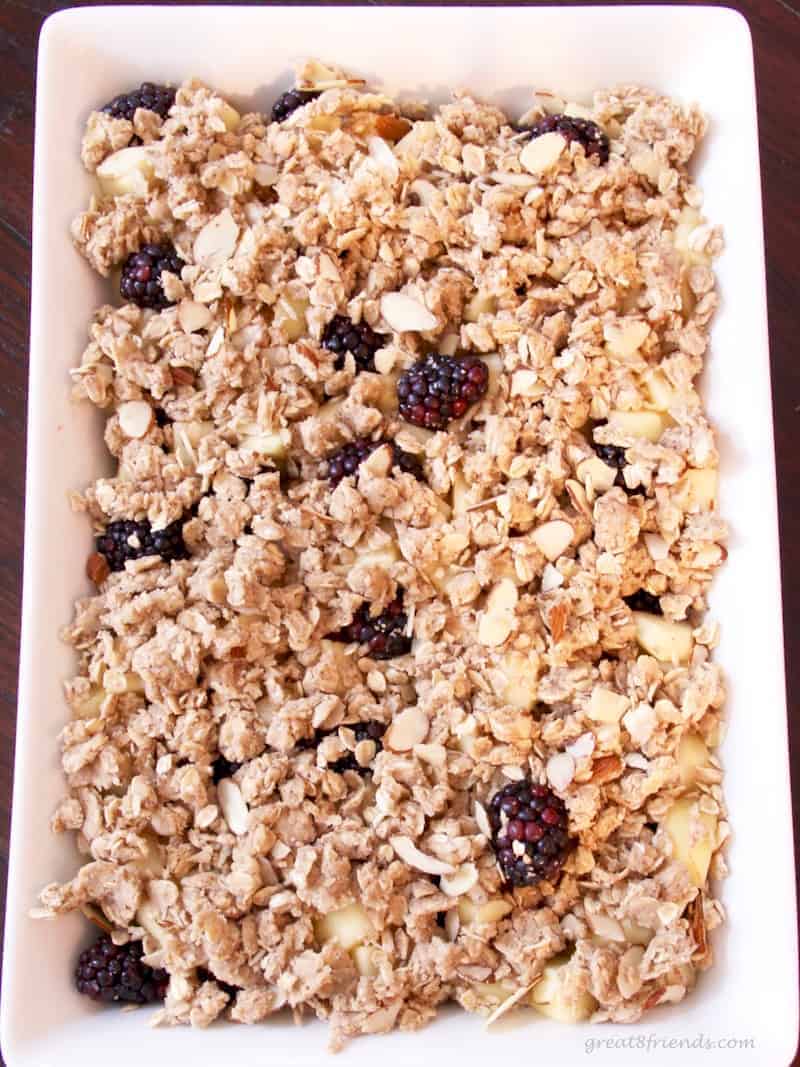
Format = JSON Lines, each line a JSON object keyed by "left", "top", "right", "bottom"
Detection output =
{"left": 36, "top": 60, "right": 726, "bottom": 1049}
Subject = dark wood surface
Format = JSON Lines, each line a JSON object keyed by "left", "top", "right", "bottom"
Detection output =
{"left": 0, "top": 0, "right": 798, "bottom": 1060}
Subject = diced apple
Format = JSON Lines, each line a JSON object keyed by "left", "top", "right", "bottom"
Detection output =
{"left": 606, "top": 410, "right": 668, "bottom": 443}
{"left": 662, "top": 796, "right": 717, "bottom": 888}
{"left": 97, "top": 146, "right": 155, "bottom": 197}
{"left": 497, "top": 651, "right": 538, "bottom": 710}
{"left": 464, "top": 290, "right": 497, "bottom": 323}
{"left": 358, "top": 542, "right": 400, "bottom": 569}
{"left": 632, "top": 612, "right": 693, "bottom": 665}
{"left": 673, "top": 468, "right": 718, "bottom": 512}
{"left": 136, "top": 901, "right": 167, "bottom": 946}
{"left": 622, "top": 920, "right": 653, "bottom": 946}
{"left": 73, "top": 687, "right": 105, "bottom": 719}
{"left": 474, "top": 980, "right": 517, "bottom": 1004}
{"left": 645, "top": 370, "right": 677, "bottom": 413}
{"left": 603, "top": 320, "right": 649, "bottom": 359}
{"left": 277, "top": 293, "right": 308, "bottom": 342}
{"left": 352, "top": 944, "right": 380, "bottom": 977}
{"left": 239, "top": 430, "right": 290, "bottom": 462}
{"left": 576, "top": 455, "right": 617, "bottom": 494}
{"left": 314, "top": 902, "right": 375, "bottom": 951}
{"left": 219, "top": 103, "right": 241, "bottom": 132}
{"left": 677, "top": 732, "right": 710, "bottom": 788}
{"left": 586, "top": 687, "right": 629, "bottom": 724}
{"left": 529, "top": 955, "right": 597, "bottom": 1023}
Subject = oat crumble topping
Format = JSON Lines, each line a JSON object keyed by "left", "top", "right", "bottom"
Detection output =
{"left": 37, "top": 60, "right": 728, "bottom": 1048}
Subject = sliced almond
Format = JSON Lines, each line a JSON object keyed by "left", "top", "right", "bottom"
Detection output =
{"left": 389, "top": 835, "right": 455, "bottom": 876}
{"left": 193, "top": 208, "right": 239, "bottom": 269}
{"left": 486, "top": 578, "right": 518, "bottom": 613}
{"left": 546, "top": 752, "right": 575, "bottom": 791}
{"left": 586, "top": 687, "right": 629, "bottom": 724}
{"left": 478, "top": 610, "right": 513, "bottom": 647}
{"left": 643, "top": 532, "right": 670, "bottom": 561}
{"left": 520, "top": 131, "right": 566, "bottom": 175}
{"left": 380, "top": 291, "right": 438, "bottom": 333}
{"left": 217, "top": 778, "right": 249, "bottom": 835}
{"left": 473, "top": 801, "right": 492, "bottom": 838}
{"left": 590, "top": 755, "right": 624, "bottom": 784}
{"left": 385, "top": 706, "right": 428, "bottom": 751}
{"left": 368, "top": 136, "right": 400, "bottom": 180}
{"left": 566, "top": 732, "right": 595, "bottom": 760}
{"left": 440, "top": 862, "right": 479, "bottom": 897}
{"left": 117, "top": 400, "right": 152, "bottom": 439}
{"left": 532, "top": 519, "right": 573, "bottom": 562}
{"left": 540, "top": 563, "right": 564, "bottom": 593}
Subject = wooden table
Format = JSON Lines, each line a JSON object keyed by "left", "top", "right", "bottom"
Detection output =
{"left": 0, "top": 0, "right": 797, "bottom": 1060}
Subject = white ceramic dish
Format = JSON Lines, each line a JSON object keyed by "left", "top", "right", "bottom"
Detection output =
{"left": 3, "top": 5, "right": 796, "bottom": 1065}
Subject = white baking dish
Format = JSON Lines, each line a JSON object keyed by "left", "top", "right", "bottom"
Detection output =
{"left": 3, "top": 5, "right": 796, "bottom": 1065}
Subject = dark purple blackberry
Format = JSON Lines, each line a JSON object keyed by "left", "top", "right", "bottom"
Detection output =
{"left": 396, "top": 353, "right": 489, "bottom": 430}
{"left": 212, "top": 756, "right": 242, "bottom": 784}
{"left": 101, "top": 83, "right": 176, "bottom": 123}
{"left": 322, "top": 315, "right": 385, "bottom": 374}
{"left": 331, "top": 593, "right": 412, "bottom": 659}
{"left": 326, "top": 438, "right": 424, "bottom": 486}
{"left": 120, "top": 244, "right": 185, "bottom": 310}
{"left": 75, "top": 934, "right": 168, "bottom": 1005}
{"left": 624, "top": 589, "right": 663, "bottom": 615}
{"left": 271, "top": 88, "right": 322, "bottom": 123}
{"left": 489, "top": 780, "right": 574, "bottom": 888}
{"left": 96, "top": 517, "right": 188, "bottom": 572}
{"left": 518, "top": 114, "right": 609, "bottom": 164}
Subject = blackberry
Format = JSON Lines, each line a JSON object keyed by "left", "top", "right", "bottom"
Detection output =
{"left": 518, "top": 114, "right": 609, "bottom": 164}
{"left": 120, "top": 244, "right": 185, "bottom": 310}
{"left": 96, "top": 517, "right": 188, "bottom": 572}
{"left": 271, "top": 88, "right": 322, "bottom": 123}
{"left": 326, "top": 438, "right": 424, "bottom": 486}
{"left": 624, "top": 589, "right": 663, "bottom": 615}
{"left": 322, "top": 315, "right": 385, "bottom": 374}
{"left": 331, "top": 592, "right": 412, "bottom": 659}
{"left": 212, "top": 756, "right": 242, "bottom": 784}
{"left": 396, "top": 353, "right": 489, "bottom": 430}
{"left": 101, "top": 83, "right": 176, "bottom": 123}
{"left": 75, "top": 934, "right": 168, "bottom": 1005}
{"left": 489, "top": 780, "right": 574, "bottom": 889}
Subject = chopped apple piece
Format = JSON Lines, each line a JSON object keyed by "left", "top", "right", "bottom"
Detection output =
{"left": 239, "top": 430, "right": 290, "bottom": 462}
{"left": 644, "top": 370, "right": 677, "bottom": 413}
{"left": 673, "top": 468, "right": 718, "bottom": 511}
{"left": 576, "top": 455, "right": 617, "bottom": 494}
{"left": 622, "top": 920, "right": 653, "bottom": 946}
{"left": 662, "top": 796, "right": 717, "bottom": 888}
{"left": 474, "top": 980, "right": 517, "bottom": 1004}
{"left": 464, "top": 290, "right": 497, "bottom": 323}
{"left": 358, "top": 542, "right": 400, "bottom": 570}
{"left": 497, "top": 651, "right": 538, "bottom": 710}
{"left": 603, "top": 320, "right": 649, "bottom": 359}
{"left": 606, "top": 410, "right": 668, "bottom": 443}
{"left": 529, "top": 955, "right": 597, "bottom": 1022}
{"left": 277, "top": 292, "right": 308, "bottom": 342}
{"left": 352, "top": 944, "right": 380, "bottom": 977}
{"left": 97, "top": 146, "right": 155, "bottom": 197}
{"left": 219, "top": 103, "right": 241, "bottom": 132}
{"left": 677, "top": 732, "right": 710, "bottom": 788}
{"left": 314, "top": 902, "right": 375, "bottom": 951}
{"left": 632, "top": 612, "right": 693, "bottom": 665}
{"left": 586, "top": 687, "right": 629, "bottom": 724}
{"left": 73, "top": 687, "right": 105, "bottom": 719}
